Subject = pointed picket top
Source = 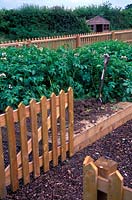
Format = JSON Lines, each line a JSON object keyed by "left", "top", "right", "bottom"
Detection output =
{"left": 40, "top": 96, "right": 48, "bottom": 110}
{"left": 30, "top": 99, "right": 37, "bottom": 105}
{"left": 83, "top": 156, "right": 94, "bottom": 166}
{"left": 68, "top": 87, "right": 73, "bottom": 93}
{"left": 5, "top": 106, "right": 13, "bottom": 113}
{"left": 40, "top": 96, "right": 47, "bottom": 102}
{"left": 30, "top": 99, "right": 37, "bottom": 116}
{"left": 18, "top": 102, "right": 25, "bottom": 109}
{"left": 51, "top": 92, "right": 56, "bottom": 99}
{"left": 83, "top": 156, "right": 98, "bottom": 200}
{"left": 108, "top": 170, "right": 123, "bottom": 200}
{"left": 59, "top": 89, "right": 65, "bottom": 96}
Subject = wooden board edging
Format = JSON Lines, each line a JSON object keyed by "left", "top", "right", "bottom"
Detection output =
{"left": 74, "top": 102, "right": 132, "bottom": 153}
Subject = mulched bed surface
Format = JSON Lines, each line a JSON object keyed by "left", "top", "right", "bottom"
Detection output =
{"left": 3, "top": 99, "right": 132, "bottom": 199}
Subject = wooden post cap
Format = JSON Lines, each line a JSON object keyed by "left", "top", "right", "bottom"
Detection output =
{"left": 95, "top": 157, "right": 118, "bottom": 178}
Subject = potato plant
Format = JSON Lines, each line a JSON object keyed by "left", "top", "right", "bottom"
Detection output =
{"left": 0, "top": 40, "right": 132, "bottom": 112}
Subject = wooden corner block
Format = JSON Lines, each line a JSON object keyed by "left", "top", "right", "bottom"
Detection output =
{"left": 95, "top": 156, "right": 117, "bottom": 178}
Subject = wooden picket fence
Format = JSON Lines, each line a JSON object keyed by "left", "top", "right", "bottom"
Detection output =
{"left": 83, "top": 156, "right": 132, "bottom": 200}
{"left": 0, "top": 29, "right": 132, "bottom": 49}
{"left": 0, "top": 87, "right": 74, "bottom": 199}
{"left": 0, "top": 86, "right": 132, "bottom": 199}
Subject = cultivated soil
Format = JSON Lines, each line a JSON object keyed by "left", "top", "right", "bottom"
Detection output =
{"left": 3, "top": 99, "right": 132, "bottom": 199}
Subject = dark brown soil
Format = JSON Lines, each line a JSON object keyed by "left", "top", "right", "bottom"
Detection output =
{"left": 74, "top": 98, "right": 116, "bottom": 133}
{"left": 3, "top": 99, "right": 132, "bottom": 199}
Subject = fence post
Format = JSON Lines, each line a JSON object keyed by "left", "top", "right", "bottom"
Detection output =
{"left": 76, "top": 35, "right": 81, "bottom": 47}
{"left": 111, "top": 31, "right": 115, "bottom": 40}
{"left": 27, "top": 39, "right": 31, "bottom": 47}
{"left": 95, "top": 156, "right": 118, "bottom": 200}
{"left": 83, "top": 156, "right": 98, "bottom": 200}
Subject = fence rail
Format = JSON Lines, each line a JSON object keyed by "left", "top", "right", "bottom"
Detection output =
{"left": 0, "top": 87, "right": 74, "bottom": 198}
{"left": 83, "top": 156, "right": 132, "bottom": 200}
{"left": 0, "top": 29, "right": 132, "bottom": 49}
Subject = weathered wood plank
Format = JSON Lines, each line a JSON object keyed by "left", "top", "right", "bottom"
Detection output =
{"left": 30, "top": 100, "right": 40, "bottom": 178}
{"left": 59, "top": 90, "right": 66, "bottom": 161}
{"left": 6, "top": 106, "right": 19, "bottom": 191}
{"left": 83, "top": 156, "right": 97, "bottom": 200}
{"left": 123, "top": 186, "right": 132, "bottom": 200}
{"left": 51, "top": 93, "right": 58, "bottom": 166}
{"left": 108, "top": 171, "right": 123, "bottom": 200}
{"left": 97, "top": 176, "right": 109, "bottom": 193}
{"left": 0, "top": 128, "right": 7, "bottom": 198}
{"left": 18, "top": 103, "right": 30, "bottom": 185}
{"left": 68, "top": 87, "right": 74, "bottom": 157}
{"left": 40, "top": 96, "right": 49, "bottom": 172}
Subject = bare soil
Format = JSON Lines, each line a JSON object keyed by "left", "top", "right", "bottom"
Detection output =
{"left": 3, "top": 98, "right": 132, "bottom": 199}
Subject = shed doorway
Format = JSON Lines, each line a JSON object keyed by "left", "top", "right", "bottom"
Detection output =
{"left": 96, "top": 24, "right": 103, "bottom": 32}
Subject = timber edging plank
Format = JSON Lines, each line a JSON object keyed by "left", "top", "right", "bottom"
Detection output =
{"left": 74, "top": 102, "right": 132, "bottom": 153}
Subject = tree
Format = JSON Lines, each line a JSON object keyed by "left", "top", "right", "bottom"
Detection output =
{"left": 125, "top": 4, "right": 132, "bottom": 9}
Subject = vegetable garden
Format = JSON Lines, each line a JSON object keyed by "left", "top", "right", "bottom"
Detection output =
{"left": 0, "top": 40, "right": 132, "bottom": 112}
{"left": 0, "top": 40, "right": 132, "bottom": 199}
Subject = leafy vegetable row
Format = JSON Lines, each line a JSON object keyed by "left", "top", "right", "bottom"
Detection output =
{"left": 0, "top": 40, "right": 132, "bottom": 112}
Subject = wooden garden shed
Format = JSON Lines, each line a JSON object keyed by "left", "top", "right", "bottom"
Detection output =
{"left": 86, "top": 16, "right": 110, "bottom": 32}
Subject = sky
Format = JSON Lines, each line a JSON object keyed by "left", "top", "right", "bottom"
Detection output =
{"left": 0, "top": 0, "right": 131, "bottom": 10}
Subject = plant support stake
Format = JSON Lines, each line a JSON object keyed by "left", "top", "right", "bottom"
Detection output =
{"left": 98, "top": 54, "right": 110, "bottom": 103}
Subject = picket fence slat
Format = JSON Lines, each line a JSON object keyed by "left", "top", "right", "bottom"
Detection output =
{"left": 68, "top": 87, "right": 74, "bottom": 156}
{"left": 30, "top": 100, "right": 40, "bottom": 178}
{"left": 108, "top": 171, "right": 123, "bottom": 200}
{"left": 18, "top": 103, "right": 30, "bottom": 185}
{"left": 0, "top": 128, "right": 7, "bottom": 198}
{"left": 40, "top": 96, "right": 49, "bottom": 172}
{"left": 51, "top": 93, "right": 58, "bottom": 167}
{"left": 6, "top": 106, "right": 19, "bottom": 191}
{"left": 83, "top": 156, "right": 97, "bottom": 200}
{"left": 59, "top": 90, "right": 66, "bottom": 161}
{"left": 123, "top": 187, "right": 132, "bottom": 200}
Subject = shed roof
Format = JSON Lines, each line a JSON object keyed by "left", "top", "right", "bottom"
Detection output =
{"left": 86, "top": 16, "right": 110, "bottom": 25}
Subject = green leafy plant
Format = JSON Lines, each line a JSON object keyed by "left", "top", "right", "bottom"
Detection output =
{"left": 0, "top": 40, "right": 132, "bottom": 112}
